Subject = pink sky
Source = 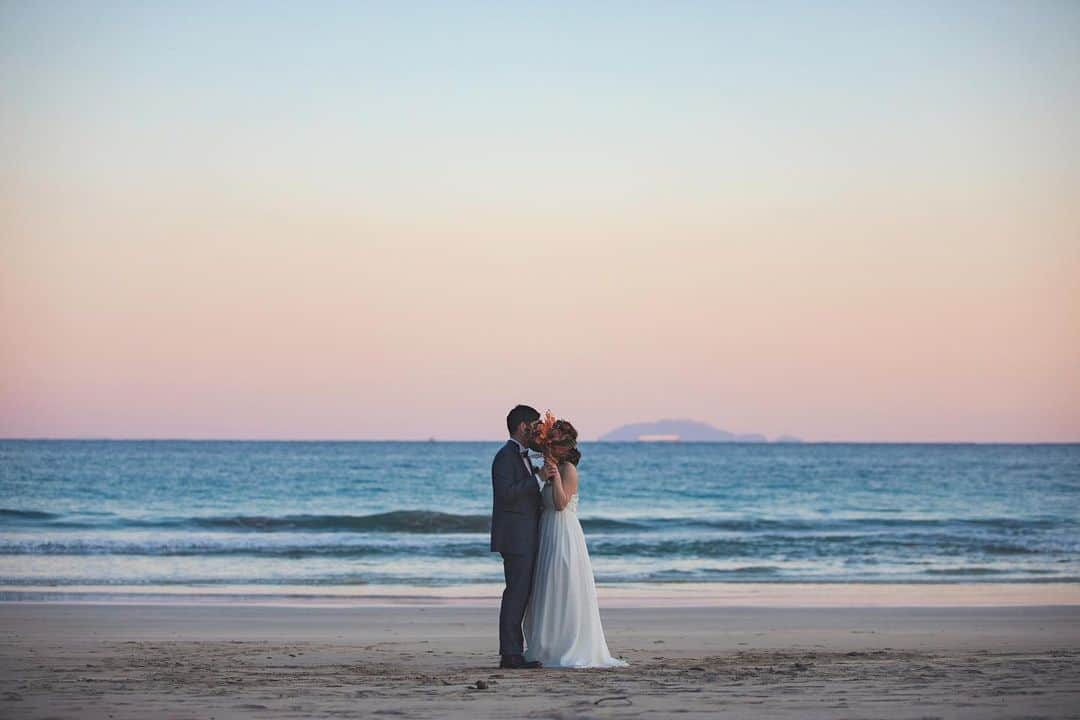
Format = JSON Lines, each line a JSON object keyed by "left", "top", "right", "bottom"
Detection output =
{"left": 1, "top": 3, "right": 1078, "bottom": 441}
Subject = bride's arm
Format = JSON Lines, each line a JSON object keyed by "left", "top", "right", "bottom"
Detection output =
{"left": 547, "top": 461, "right": 578, "bottom": 511}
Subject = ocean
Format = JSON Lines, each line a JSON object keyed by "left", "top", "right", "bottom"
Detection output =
{"left": 1, "top": 440, "right": 1077, "bottom": 591}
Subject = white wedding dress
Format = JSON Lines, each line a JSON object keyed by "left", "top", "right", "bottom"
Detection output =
{"left": 523, "top": 482, "right": 627, "bottom": 668}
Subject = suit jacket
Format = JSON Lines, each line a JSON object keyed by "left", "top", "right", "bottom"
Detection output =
{"left": 490, "top": 439, "right": 542, "bottom": 554}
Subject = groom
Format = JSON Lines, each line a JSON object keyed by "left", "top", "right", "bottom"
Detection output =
{"left": 490, "top": 404, "right": 543, "bottom": 669}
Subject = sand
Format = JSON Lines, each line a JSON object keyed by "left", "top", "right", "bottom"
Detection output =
{"left": 2, "top": 588, "right": 1079, "bottom": 719}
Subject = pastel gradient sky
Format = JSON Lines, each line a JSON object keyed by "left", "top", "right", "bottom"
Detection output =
{"left": 2, "top": 2, "right": 1078, "bottom": 442}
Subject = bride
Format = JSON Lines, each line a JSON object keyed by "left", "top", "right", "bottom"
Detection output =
{"left": 523, "top": 419, "right": 627, "bottom": 668}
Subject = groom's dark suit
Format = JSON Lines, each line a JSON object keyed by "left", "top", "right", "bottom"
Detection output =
{"left": 490, "top": 439, "right": 542, "bottom": 658}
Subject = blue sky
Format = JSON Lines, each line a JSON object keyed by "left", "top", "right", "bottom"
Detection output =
{"left": 2, "top": 2, "right": 1078, "bottom": 440}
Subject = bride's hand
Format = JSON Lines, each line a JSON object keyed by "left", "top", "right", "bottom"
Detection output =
{"left": 543, "top": 458, "right": 561, "bottom": 483}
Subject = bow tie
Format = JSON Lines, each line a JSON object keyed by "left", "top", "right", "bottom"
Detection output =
{"left": 520, "top": 450, "right": 530, "bottom": 458}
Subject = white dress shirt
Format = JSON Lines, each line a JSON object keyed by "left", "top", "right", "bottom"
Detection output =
{"left": 510, "top": 437, "right": 541, "bottom": 488}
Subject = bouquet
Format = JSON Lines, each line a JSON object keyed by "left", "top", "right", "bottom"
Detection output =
{"left": 529, "top": 410, "right": 579, "bottom": 467}
{"left": 529, "top": 410, "right": 559, "bottom": 460}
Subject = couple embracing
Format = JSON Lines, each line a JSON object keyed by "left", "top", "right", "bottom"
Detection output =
{"left": 490, "top": 404, "right": 626, "bottom": 669}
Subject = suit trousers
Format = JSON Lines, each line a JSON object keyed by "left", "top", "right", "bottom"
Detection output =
{"left": 499, "top": 550, "right": 536, "bottom": 657}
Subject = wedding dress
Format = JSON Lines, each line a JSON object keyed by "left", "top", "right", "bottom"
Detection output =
{"left": 523, "top": 482, "right": 627, "bottom": 668}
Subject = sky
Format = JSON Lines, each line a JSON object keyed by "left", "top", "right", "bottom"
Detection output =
{"left": 1, "top": 1, "right": 1078, "bottom": 442}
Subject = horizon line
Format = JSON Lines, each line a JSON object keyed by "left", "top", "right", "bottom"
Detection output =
{"left": 1, "top": 437, "right": 1078, "bottom": 445}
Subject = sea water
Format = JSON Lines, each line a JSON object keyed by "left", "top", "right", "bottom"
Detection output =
{"left": 1, "top": 440, "right": 1077, "bottom": 589}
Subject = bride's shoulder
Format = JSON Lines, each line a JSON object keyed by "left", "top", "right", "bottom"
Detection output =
{"left": 559, "top": 462, "right": 579, "bottom": 484}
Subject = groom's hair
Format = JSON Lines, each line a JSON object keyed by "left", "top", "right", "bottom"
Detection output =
{"left": 506, "top": 405, "right": 540, "bottom": 436}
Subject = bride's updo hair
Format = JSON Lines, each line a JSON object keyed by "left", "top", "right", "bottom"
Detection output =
{"left": 550, "top": 419, "right": 581, "bottom": 466}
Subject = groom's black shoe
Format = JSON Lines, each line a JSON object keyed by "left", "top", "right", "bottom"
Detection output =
{"left": 500, "top": 654, "right": 542, "bottom": 669}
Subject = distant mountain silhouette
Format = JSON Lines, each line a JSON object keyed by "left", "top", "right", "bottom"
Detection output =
{"left": 597, "top": 419, "right": 801, "bottom": 443}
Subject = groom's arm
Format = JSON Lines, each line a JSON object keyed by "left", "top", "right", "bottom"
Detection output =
{"left": 492, "top": 450, "right": 534, "bottom": 505}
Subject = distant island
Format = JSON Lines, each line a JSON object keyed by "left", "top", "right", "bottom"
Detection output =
{"left": 597, "top": 419, "right": 802, "bottom": 443}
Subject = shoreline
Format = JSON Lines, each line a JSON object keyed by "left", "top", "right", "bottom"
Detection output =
{"left": 3, "top": 581, "right": 1078, "bottom": 607}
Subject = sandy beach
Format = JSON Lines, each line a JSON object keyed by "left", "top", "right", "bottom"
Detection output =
{"left": 2, "top": 586, "right": 1078, "bottom": 719}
